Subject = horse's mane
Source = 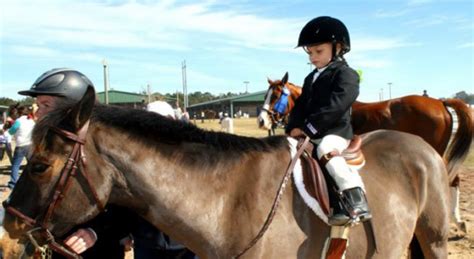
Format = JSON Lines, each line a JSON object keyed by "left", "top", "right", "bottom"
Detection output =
{"left": 93, "top": 105, "right": 287, "bottom": 152}
{"left": 33, "top": 104, "right": 288, "bottom": 153}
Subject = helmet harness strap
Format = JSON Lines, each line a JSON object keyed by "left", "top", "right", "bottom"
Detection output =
{"left": 331, "top": 40, "right": 346, "bottom": 62}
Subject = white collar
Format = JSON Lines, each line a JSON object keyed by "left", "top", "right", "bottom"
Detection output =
{"left": 316, "top": 64, "right": 329, "bottom": 73}
{"left": 312, "top": 64, "right": 329, "bottom": 83}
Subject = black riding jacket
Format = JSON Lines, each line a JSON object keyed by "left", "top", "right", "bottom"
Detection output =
{"left": 286, "top": 60, "right": 359, "bottom": 139}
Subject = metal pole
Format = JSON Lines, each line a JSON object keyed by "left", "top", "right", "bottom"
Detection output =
{"left": 182, "top": 60, "right": 188, "bottom": 108}
{"left": 388, "top": 82, "right": 392, "bottom": 99}
{"left": 147, "top": 83, "right": 151, "bottom": 103}
{"left": 176, "top": 89, "right": 179, "bottom": 108}
{"left": 102, "top": 59, "right": 109, "bottom": 104}
{"left": 243, "top": 81, "right": 249, "bottom": 94}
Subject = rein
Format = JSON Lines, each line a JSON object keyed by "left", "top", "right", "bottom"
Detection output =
{"left": 233, "top": 136, "right": 310, "bottom": 258}
{"left": 4, "top": 120, "right": 104, "bottom": 259}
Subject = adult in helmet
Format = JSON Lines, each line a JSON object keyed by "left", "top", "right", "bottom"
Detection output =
{"left": 286, "top": 16, "right": 372, "bottom": 225}
{"left": 19, "top": 69, "right": 131, "bottom": 258}
{"left": 19, "top": 68, "right": 92, "bottom": 119}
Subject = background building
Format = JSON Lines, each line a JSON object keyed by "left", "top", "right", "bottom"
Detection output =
{"left": 96, "top": 90, "right": 146, "bottom": 108}
{"left": 186, "top": 91, "right": 266, "bottom": 118}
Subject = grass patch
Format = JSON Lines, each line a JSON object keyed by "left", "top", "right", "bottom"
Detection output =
{"left": 193, "top": 117, "right": 285, "bottom": 137}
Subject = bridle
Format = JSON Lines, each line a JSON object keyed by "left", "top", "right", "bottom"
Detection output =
{"left": 3, "top": 120, "right": 105, "bottom": 259}
{"left": 261, "top": 84, "right": 292, "bottom": 126}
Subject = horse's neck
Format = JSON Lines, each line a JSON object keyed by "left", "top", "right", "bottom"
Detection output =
{"left": 91, "top": 126, "right": 292, "bottom": 256}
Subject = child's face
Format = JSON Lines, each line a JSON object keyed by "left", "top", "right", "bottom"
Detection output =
{"left": 304, "top": 43, "right": 335, "bottom": 69}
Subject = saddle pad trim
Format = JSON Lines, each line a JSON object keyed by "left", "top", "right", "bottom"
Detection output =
{"left": 288, "top": 137, "right": 329, "bottom": 224}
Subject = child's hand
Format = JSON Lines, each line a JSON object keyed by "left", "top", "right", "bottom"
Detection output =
{"left": 290, "top": 128, "right": 307, "bottom": 138}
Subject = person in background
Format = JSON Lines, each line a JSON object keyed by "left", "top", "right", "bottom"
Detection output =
{"left": 0, "top": 123, "right": 7, "bottom": 162}
{"left": 6, "top": 105, "right": 35, "bottom": 190}
{"left": 1, "top": 104, "right": 19, "bottom": 166}
{"left": 181, "top": 107, "right": 190, "bottom": 123}
{"left": 422, "top": 90, "right": 429, "bottom": 97}
{"left": 286, "top": 16, "right": 372, "bottom": 226}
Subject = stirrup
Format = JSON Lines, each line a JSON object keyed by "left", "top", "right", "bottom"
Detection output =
{"left": 330, "top": 187, "right": 372, "bottom": 225}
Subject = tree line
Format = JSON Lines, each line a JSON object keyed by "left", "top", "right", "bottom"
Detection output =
{"left": 0, "top": 91, "right": 245, "bottom": 107}
{"left": 1, "top": 91, "right": 472, "bottom": 108}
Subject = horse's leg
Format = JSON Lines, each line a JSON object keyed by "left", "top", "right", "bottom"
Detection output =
{"left": 267, "top": 124, "right": 276, "bottom": 136}
{"left": 450, "top": 176, "right": 463, "bottom": 224}
{"left": 412, "top": 189, "right": 449, "bottom": 258}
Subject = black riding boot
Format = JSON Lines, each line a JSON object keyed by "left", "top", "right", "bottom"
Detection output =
{"left": 329, "top": 187, "right": 372, "bottom": 226}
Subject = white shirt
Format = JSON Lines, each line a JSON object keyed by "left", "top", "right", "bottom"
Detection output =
{"left": 312, "top": 65, "right": 329, "bottom": 83}
{"left": 147, "top": 101, "right": 176, "bottom": 119}
{"left": 11, "top": 116, "right": 35, "bottom": 147}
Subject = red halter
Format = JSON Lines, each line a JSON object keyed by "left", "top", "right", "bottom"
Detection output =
{"left": 3, "top": 120, "right": 105, "bottom": 259}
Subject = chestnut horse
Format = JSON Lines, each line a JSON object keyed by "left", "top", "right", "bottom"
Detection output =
{"left": 3, "top": 88, "right": 450, "bottom": 258}
{"left": 258, "top": 73, "right": 473, "bottom": 223}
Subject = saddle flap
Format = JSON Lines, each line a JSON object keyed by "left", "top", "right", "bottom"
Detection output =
{"left": 299, "top": 145, "right": 331, "bottom": 216}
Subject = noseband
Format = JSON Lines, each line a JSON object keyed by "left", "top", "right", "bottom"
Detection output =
{"left": 3, "top": 120, "right": 105, "bottom": 259}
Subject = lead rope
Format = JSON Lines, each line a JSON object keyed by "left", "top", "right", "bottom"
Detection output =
{"left": 233, "top": 136, "right": 310, "bottom": 258}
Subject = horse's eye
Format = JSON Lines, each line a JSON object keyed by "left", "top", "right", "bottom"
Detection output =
{"left": 30, "top": 163, "right": 50, "bottom": 174}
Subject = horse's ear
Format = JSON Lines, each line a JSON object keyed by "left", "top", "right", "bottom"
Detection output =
{"left": 68, "top": 86, "right": 96, "bottom": 131}
{"left": 267, "top": 77, "right": 273, "bottom": 85}
{"left": 282, "top": 72, "right": 289, "bottom": 85}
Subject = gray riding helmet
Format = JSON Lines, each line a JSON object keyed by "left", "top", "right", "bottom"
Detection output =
{"left": 19, "top": 68, "right": 94, "bottom": 101}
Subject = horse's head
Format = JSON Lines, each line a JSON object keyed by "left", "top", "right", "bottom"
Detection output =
{"left": 3, "top": 87, "right": 107, "bottom": 241}
{"left": 258, "top": 72, "right": 291, "bottom": 130}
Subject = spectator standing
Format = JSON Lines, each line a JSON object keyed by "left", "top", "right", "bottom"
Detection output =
{"left": 6, "top": 105, "right": 35, "bottom": 190}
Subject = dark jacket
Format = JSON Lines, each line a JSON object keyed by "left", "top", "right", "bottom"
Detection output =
{"left": 286, "top": 60, "right": 359, "bottom": 139}
{"left": 53, "top": 206, "right": 135, "bottom": 259}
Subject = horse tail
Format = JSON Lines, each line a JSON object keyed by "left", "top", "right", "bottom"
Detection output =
{"left": 442, "top": 98, "right": 473, "bottom": 181}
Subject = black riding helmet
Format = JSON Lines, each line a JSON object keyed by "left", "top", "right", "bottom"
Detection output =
{"left": 19, "top": 68, "right": 93, "bottom": 101}
{"left": 297, "top": 16, "right": 351, "bottom": 56}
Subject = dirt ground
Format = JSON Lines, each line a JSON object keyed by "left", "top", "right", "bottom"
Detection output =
{"left": 0, "top": 143, "right": 472, "bottom": 258}
{"left": 448, "top": 166, "right": 474, "bottom": 258}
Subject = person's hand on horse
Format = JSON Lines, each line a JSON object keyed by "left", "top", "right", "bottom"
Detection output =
{"left": 289, "top": 128, "right": 307, "bottom": 138}
{"left": 64, "top": 228, "right": 97, "bottom": 254}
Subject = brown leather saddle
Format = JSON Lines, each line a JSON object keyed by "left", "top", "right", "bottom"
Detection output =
{"left": 298, "top": 135, "right": 364, "bottom": 215}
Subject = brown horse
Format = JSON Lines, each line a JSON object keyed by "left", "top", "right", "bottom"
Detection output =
{"left": 257, "top": 73, "right": 473, "bottom": 223}
{"left": 3, "top": 88, "right": 450, "bottom": 258}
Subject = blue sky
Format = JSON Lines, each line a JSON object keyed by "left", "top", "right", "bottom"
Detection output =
{"left": 1, "top": 0, "right": 473, "bottom": 102}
